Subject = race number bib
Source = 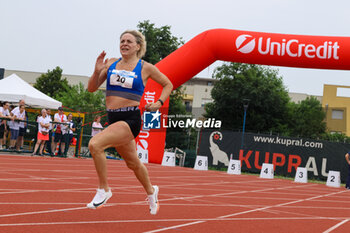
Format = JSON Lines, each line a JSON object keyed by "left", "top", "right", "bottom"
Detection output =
{"left": 110, "top": 70, "right": 136, "bottom": 89}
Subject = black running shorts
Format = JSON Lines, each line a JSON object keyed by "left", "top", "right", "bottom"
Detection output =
{"left": 107, "top": 106, "right": 141, "bottom": 138}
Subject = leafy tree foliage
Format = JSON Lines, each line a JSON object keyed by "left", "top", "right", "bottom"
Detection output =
{"left": 205, "top": 63, "right": 290, "bottom": 133}
{"left": 137, "top": 20, "right": 184, "bottom": 64}
{"left": 34, "top": 67, "right": 70, "bottom": 98}
{"left": 205, "top": 62, "right": 328, "bottom": 139}
{"left": 288, "top": 97, "right": 326, "bottom": 138}
{"left": 320, "top": 132, "right": 350, "bottom": 143}
{"left": 168, "top": 87, "right": 187, "bottom": 116}
{"left": 56, "top": 82, "right": 106, "bottom": 135}
{"left": 56, "top": 83, "right": 105, "bottom": 114}
{"left": 34, "top": 67, "right": 106, "bottom": 134}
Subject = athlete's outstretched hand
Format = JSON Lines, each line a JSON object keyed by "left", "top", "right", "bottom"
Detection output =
{"left": 95, "top": 51, "right": 109, "bottom": 73}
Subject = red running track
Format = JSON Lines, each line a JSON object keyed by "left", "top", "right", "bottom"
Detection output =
{"left": 0, "top": 154, "right": 349, "bottom": 233}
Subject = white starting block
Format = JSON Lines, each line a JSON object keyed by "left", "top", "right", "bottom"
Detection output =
{"left": 326, "top": 170, "right": 341, "bottom": 188}
{"left": 227, "top": 159, "right": 241, "bottom": 175}
{"left": 161, "top": 151, "right": 176, "bottom": 167}
{"left": 260, "top": 163, "right": 274, "bottom": 179}
{"left": 136, "top": 146, "right": 148, "bottom": 164}
{"left": 294, "top": 167, "right": 308, "bottom": 183}
{"left": 194, "top": 155, "right": 208, "bottom": 171}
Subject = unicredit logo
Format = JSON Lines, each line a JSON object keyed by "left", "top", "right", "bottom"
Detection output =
{"left": 235, "top": 34, "right": 340, "bottom": 60}
{"left": 236, "top": 35, "right": 256, "bottom": 54}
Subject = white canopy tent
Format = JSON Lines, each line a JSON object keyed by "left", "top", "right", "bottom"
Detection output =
{"left": 0, "top": 74, "right": 62, "bottom": 109}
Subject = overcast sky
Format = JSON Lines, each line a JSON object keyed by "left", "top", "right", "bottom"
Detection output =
{"left": 1, "top": 0, "right": 349, "bottom": 96}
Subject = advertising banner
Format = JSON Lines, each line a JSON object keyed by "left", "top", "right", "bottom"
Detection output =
{"left": 198, "top": 129, "right": 350, "bottom": 183}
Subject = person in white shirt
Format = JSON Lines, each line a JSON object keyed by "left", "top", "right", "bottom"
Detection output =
{"left": 52, "top": 107, "right": 67, "bottom": 156}
{"left": 45, "top": 109, "right": 53, "bottom": 156}
{"left": 11, "top": 100, "right": 27, "bottom": 150}
{"left": 91, "top": 115, "right": 103, "bottom": 137}
{"left": 32, "top": 109, "right": 51, "bottom": 156}
{"left": 0, "top": 102, "right": 11, "bottom": 149}
{"left": 10, "top": 105, "right": 25, "bottom": 150}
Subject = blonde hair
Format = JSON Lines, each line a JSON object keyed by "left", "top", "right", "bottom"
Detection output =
{"left": 94, "top": 115, "right": 101, "bottom": 122}
{"left": 120, "top": 30, "right": 147, "bottom": 58}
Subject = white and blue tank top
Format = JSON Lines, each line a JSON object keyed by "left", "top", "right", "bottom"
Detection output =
{"left": 106, "top": 58, "right": 145, "bottom": 101}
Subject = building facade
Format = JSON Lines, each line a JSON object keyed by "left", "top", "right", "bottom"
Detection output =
{"left": 322, "top": 84, "right": 350, "bottom": 136}
{"left": 181, "top": 77, "right": 217, "bottom": 119}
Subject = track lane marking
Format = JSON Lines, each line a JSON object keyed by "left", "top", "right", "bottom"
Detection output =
{"left": 323, "top": 219, "right": 349, "bottom": 233}
{"left": 0, "top": 217, "right": 347, "bottom": 227}
{"left": 144, "top": 188, "right": 347, "bottom": 232}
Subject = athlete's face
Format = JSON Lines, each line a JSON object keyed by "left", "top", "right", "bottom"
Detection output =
{"left": 120, "top": 33, "right": 140, "bottom": 57}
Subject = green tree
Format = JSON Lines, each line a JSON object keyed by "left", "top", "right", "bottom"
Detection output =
{"left": 56, "top": 83, "right": 105, "bottom": 114}
{"left": 205, "top": 62, "right": 290, "bottom": 133}
{"left": 320, "top": 132, "right": 350, "bottom": 143}
{"left": 168, "top": 87, "right": 187, "bottom": 116}
{"left": 34, "top": 66, "right": 70, "bottom": 98}
{"left": 137, "top": 20, "right": 184, "bottom": 64}
{"left": 56, "top": 83, "right": 105, "bottom": 131}
{"left": 288, "top": 97, "right": 326, "bottom": 138}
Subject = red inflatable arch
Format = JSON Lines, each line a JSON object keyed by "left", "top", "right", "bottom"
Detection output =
{"left": 137, "top": 29, "right": 350, "bottom": 164}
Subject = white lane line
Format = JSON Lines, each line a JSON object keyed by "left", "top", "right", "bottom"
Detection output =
{"left": 323, "top": 219, "right": 350, "bottom": 233}
{"left": 1, "top": 202, "right": 350, "bottom": 211}
{"left": 0, "top": 183, "right": 317, "bottom": 218}
{"left": 0, "top": 206, "right": 87, "bottom": 218}
{"left": 0, "top": 217, "right": 346, "bottom": 227}
{"left": 218, "top": 189, "right": 348, "bottom": 219}
{"left": 144, "top": 188, "right": 347, "bottom": 233}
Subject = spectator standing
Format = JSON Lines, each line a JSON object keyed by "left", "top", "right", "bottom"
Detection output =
{"left": 63, "top": 113, "right": 76, "bottom": 157}
{"left": 52, "top": 107, "right": 67, "bottom": 156}
{"left": 91, "top": 115, "right": 103, "bottom": 137}
{"left": 10, "top": 105, "right": 26, "bottom": 151}
{"left": 12, "top": 100, "right": 27, "bottom": 150}
{"left": 7, "top": 105, "right": 15, "bottom": 149}
{"left": 45, "top": 109, "right": 53, "bottom": 156}
{"left": 32, "top": 109, "right": 50, "bottom": 156}
{"left": 0, "top": 102, "right": 11, "bottom": 149}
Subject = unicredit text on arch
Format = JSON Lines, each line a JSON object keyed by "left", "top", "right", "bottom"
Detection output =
{"left": 257, "top": 38, "right": 340, "bottom": 59}
{"left": 236, "top": 34, "right": 340, "bottom": 60}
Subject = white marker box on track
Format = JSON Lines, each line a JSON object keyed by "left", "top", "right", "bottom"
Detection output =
{"left": 294, "top": 167, "right": 308, "bottom": 183}
{"left": 260, "top": 163, "right": 274, "bottom": 179}
{"left": 194, "top": 155, "right": 208, "bottom": 171}
{"left": 136, "top": 147, "right": 148, "bottom": 163}
{"left": 326, "top": 170, "right": 341, "bottom": 188}
{"left": 161, "top": 151, "right": 176, "bottom": 167}
{"left": 227, "top": 159, "right": 241, "bottom": 175}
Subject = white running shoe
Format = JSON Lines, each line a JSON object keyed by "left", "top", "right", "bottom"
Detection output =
{"left": 147, "top": 185, "right": 159, "bottom": 215}
{"left": 87, "top": 188, "right": 112, "bottom": 209}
